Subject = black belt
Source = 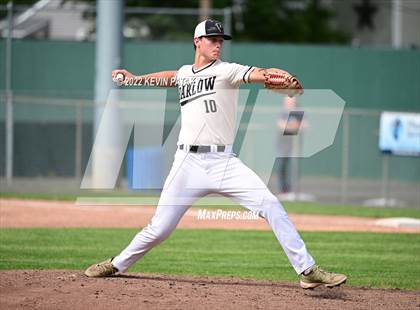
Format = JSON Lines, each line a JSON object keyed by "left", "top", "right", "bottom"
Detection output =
{"left": 179, "top": 144, "right": 226, "bottom": 153}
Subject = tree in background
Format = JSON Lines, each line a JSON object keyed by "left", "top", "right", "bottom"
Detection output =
{"left": 237, "top": 0, "right": 349, "bottom": 43}
{"left": 123, "top": 0, "right": 349, "bottom": 43}
{"left": 1, "top": 0, "right": 349, "bottom": 44}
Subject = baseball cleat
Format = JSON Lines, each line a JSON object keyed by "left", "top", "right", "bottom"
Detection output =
{"left": 84, "top": 258, "right": 118, "bottom": 277}
{"left": 300, "top": 265, "right": 347, "bottom": 289}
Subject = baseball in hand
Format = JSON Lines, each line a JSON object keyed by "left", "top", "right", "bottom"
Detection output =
{"left": 115, "top": 72, "right": 125, "bottom": 82}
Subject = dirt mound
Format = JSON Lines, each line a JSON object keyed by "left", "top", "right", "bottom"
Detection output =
{"left": 0, "top": 270, "right": 418, "bottom": 310}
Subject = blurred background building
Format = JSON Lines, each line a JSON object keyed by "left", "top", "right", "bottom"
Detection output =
{"left": 0, "top": 0, "right": 419, "bottom": 207}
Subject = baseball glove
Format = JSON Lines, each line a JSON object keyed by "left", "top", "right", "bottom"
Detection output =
{"left": 264, "top": 68, "right": 304, "bottom": 97}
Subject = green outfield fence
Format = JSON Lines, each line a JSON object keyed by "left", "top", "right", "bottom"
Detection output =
{"left": 0, "top": 40, "right": 419, "bottom": 206}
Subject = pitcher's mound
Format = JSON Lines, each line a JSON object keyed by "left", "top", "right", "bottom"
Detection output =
{"left": 0, "top": 270, "right": 418, "bottom": 310}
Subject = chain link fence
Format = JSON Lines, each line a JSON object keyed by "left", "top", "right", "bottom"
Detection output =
{"left": 1, "top": 93, "right": 418, "bottom": 207}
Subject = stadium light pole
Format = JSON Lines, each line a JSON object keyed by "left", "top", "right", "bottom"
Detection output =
{"left": 5, "top": 1, "right": 14, "bottom": 185}
{"left": 391, "top": 0, "right": 402, "bottom": 48}
{"left": 223, "top": 7, "right": 232, "bottom": 61}
{"left": 93, "top": 0, "right": 124, "bottom": 188}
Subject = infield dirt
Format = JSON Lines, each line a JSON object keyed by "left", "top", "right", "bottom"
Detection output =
{"left": 0, "top": 270, "right": 419, "bottom": 310}
{"left": 1, "top": 198, "right": 418, "bottom": 233}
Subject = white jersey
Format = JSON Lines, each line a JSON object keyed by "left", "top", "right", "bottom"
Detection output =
{"left": 113, "top": 61, "right": 316, "bottom": 279}
{"left": 176, "top": 59, "right": 254, "bottom": 145}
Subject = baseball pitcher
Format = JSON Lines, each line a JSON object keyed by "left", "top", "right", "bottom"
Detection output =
{"left": 85, "top": 19, "right": 347, "bottom": 289}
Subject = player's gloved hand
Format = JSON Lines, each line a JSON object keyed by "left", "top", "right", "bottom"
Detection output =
{"left": 111, "top": 69, "right": 137, "bottom": 86}
{"left": 263, "top": 68, "right": 304, "bottom": 97}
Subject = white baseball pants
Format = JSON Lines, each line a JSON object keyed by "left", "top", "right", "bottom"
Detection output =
{"left": 113, "top": 149, "right": 315, "bottom": 274}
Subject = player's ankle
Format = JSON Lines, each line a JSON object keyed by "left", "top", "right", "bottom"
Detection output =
{"left": 302, "top": 265, "right": 315, "bottom": 276}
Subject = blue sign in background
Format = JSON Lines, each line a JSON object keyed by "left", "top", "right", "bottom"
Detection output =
{"left": 379, "top": 112, "right": 420, "bottom": 156}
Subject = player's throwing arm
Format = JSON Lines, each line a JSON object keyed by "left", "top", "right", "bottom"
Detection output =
{"left": 111, "top": 69, "right": 178, "bottom": 87}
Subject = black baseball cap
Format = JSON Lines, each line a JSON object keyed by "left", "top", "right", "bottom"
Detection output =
{"left": 194, "top": 19, "right": 232, "bottom": 40}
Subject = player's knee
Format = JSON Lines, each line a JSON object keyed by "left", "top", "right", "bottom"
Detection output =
{"left": 261, "top": 194, "right": 287, "bottom": 217}
{"left": 264, "top": 193, "right": 280, "bottom": 206}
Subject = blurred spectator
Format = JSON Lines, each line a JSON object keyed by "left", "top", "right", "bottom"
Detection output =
{"left": 276, "top": 96, "right": 302, "bottom": 195}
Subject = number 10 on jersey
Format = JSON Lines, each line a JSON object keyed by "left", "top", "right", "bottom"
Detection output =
{"left": 204, "top": 99, "right": 217, "bottom": 113}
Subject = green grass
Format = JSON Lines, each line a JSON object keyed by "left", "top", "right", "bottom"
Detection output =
{"left": 0, "top": 228, "right": 419, "bottom": 289}
{"left": 0, "top": 191, "right": 78, "bottom": 201}
{"left": 282, "top": 202, "right": 420, "bottom": 218}
{"left": 0, "top": 191, "right": 151, "bottom": 201}
{"left": 2, "top": 191, "right": 419, "bottom": 218}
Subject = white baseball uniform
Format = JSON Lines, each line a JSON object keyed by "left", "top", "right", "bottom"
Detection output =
{"left": 112, "top": 60, "right": 315, "bottom": 274}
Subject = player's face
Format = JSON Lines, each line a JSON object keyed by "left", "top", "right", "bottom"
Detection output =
{"left": 199, "top": 36, "right": 224, "bottom": 60}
